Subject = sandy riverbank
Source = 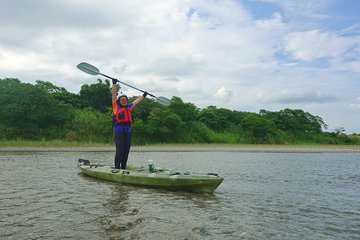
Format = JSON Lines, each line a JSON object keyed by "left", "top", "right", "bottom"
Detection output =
{"left": 1, "top": 145, "right": 360, "bottom": 153}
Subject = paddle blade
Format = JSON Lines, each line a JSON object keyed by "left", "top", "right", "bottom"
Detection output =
{"left": 156, "top": 96, "right": 171, "bottom": 106}
{"left": 77, "top": 62, "right": 101, "bottom": 76}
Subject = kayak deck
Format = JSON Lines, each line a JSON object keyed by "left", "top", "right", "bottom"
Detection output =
{"left": 78, "top": 159, "right": 223, "bottom": 194}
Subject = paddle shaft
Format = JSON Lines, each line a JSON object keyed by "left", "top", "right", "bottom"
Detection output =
{"left": 100, "top": 72, "right": 157, "bottom": 98}
{"left": 77, "top": 62, "right": 170, "bottom": 105}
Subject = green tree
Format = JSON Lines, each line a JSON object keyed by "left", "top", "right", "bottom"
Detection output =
{"left": 169, "top": 96, "right": 199, "bottom": 123}
{"left": 260, "top": 108, "right": 326, "bottom": 134}
{"left": 144, "top": 107, "right": 184, "bottom": 142}
{"left": 198, "top": 106, "right": 231, "bottom": 131}
{"left": 240, "top": 112, "right": 279, "bottom": 143}
{"left": 0, "top": 78, "right": 74, "bottom": 139}
{"left": 130, "top": 96, "right": 158, "bottom": 122}
{"left": 79, "top": 79, "right": 112, "bottom": 112}
{"left": 2, "top": 77, "right": 359, "bottom": 145}
{"left": 36, "top": 80, "right": 80, "bottom": 108}
{"left": 70, "top": 108, "right": 112, "bottom": 142}
{"left": 186, "top": 121, "right": 215, "bottom": 143}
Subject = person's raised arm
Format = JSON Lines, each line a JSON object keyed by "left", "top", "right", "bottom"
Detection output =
{"left": 132, "top": 92, "right": 148, "bottom": 108}
{"left": 112, "top": 80, "right": 117, "bottom": 103}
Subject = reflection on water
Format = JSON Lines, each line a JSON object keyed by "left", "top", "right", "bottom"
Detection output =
{"left": 0, "top": 151, "right": 360, "bottom": 239}
{"left": 97, "top": 182, "right": 223, "bottom": 239}
{"left": 100, "top": 185, "right": 143, "bottom": 239}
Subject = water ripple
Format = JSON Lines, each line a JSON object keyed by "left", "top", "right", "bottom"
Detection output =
{"left": 1, "top": 151, "right": 360, "bottom": 239}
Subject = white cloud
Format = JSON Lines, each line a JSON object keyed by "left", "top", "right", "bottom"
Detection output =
{"left": 175, "top": 79, "right": 202, "bottom": 94}
{"left": 0, "top": 0, "right": 360, "bottom": 132}
{"left": 215, "top": 87, "right": 233, "bottom": 101}
{"left": 349, "top": 97, "right": 360, "bottom": 110}
{"left": 349, "top": 104, "right": 360, "bottom": 110}
{"left": 258, "top": 88, "right": 337, "bottom": 104}
{"left": 284, "top": 30, "right": 354, "bottom": 61}
{"left": 255, "top": 12, "right": 283, "bottom": 29}
{"left": 262, "top": 0, "right": 331, "bottom": 21}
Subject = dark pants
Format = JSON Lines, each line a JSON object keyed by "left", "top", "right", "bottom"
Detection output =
{"left": 113, "top": 131, "right": 131, "bottom": 169}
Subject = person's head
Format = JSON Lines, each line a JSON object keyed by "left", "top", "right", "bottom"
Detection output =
{"left": 117, "top": 94, "right": 128, "bottom": 106}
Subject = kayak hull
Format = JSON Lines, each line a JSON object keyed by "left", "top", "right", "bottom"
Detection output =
{"left": 78, "top": 159, "right": 223, "bottom": 194}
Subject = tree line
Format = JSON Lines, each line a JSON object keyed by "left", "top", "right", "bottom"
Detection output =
{"left": 0, "top": 78, "right": 359, "bottom": 145}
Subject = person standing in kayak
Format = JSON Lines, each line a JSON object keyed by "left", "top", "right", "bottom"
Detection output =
{"left": 112, "top": 79, "right": 147, "bottom": 171}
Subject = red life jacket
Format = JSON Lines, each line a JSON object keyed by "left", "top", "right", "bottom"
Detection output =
{"left": 114, "top": 106, "right": 133, "bottom": 127}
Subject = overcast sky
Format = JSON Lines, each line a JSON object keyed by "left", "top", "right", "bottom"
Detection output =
{"left": 1, "top": 0, "right": 359, "bottom": 133}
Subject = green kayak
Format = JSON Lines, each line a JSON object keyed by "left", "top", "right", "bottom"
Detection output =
{"left": 78, "top": 159, "right": 223, "bottom": 193}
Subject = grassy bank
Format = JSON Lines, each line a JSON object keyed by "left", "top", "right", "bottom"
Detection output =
{"left": 0, "top": 139, "right": 113, "bottom": 147}
{"left": 0, "top": 139, "right": 354, "bottom": 147}
{"left": 1, "top": 140, "right": 360, "bottom": 153}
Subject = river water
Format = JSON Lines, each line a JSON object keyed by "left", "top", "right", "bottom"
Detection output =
{"left": 0, "top": 150, "right": 359, "bottom": 239}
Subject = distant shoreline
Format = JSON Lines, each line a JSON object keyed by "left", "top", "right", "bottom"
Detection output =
{"left": 1, "top": 145, "right": 360, "bottom": 153}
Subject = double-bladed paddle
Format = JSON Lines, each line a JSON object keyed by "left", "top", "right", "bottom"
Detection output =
{"left": 77, "top": 62, "right": 170, "bottom": 106}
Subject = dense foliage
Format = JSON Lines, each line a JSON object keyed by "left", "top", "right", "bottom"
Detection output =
{"left": 1, "top": 78, "right": 359, "bottom": 145}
